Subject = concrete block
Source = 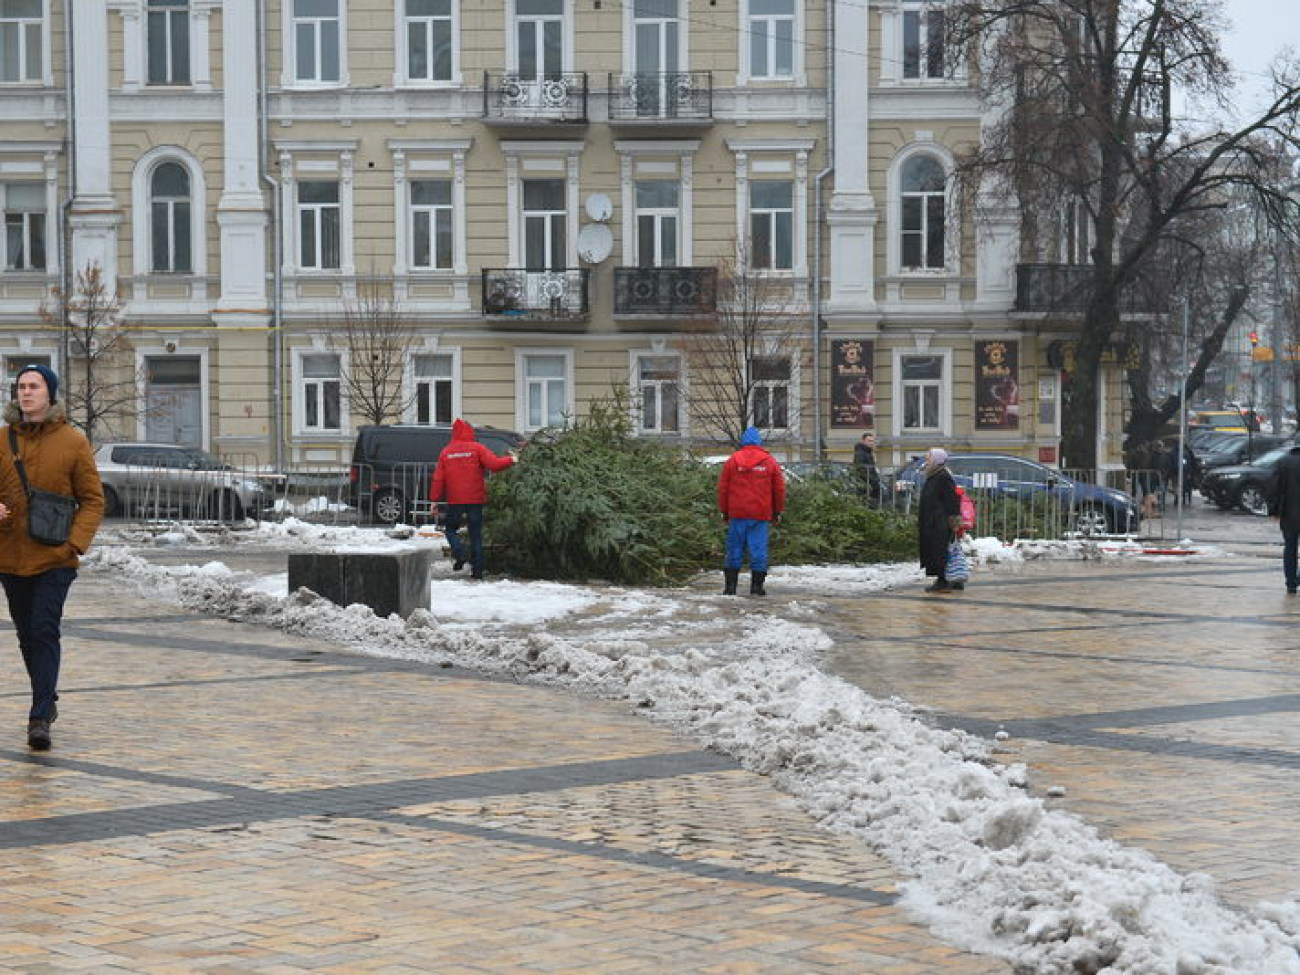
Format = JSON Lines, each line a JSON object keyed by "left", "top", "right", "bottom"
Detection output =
{"left": 288, "top": 549, "right": 431, "bottom": 619}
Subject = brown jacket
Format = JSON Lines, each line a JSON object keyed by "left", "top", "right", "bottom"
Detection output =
{"left": 0, "top": 402, "right": 104, "bottom": 576}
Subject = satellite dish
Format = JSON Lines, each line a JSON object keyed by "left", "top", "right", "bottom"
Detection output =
{"left": 585, "top": 193, "right": 613, "bottom": 222}
{"left": 577, "top": 223, "right": 613, "bottom": 263}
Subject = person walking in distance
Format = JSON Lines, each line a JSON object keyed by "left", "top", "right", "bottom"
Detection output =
{"left": 1269, "top": 442, "right": 1300, "bottom": 594}
{"left": 852, "top": 432, "right": 883, "bottom": 504}
{"left": 718, "top": 426, "right": 786, "bottom": 596}
{"left": 0, "top": 365, "right": 105, "bottom": 750}
{"left": 429, "top": 419, "right": 516, "bottom": 580}
{"left": 917, "top": 447, "right": 961, "bottom": 593}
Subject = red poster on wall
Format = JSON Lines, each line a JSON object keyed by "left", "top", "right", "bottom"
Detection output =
{"left": 975, "top": 340, "right": 1020, "bottom": 430}
{"left": 831, "top": 340, "right": 875, "bottom": 428}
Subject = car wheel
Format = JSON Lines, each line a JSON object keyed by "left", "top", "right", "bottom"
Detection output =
{"left": 201, "top": 489, "right": 244, "bottom": 522}
{"left": 372, "top": 489, "right": 406, "bottom": 525}
{"left": 1237, "top": 484, "right": 1270, "bottom": 516}
{"left": 102, "top": 485, "right": 123, "bottom": 518}
{"left": 1073, "top": 504, "right": 1111, "bottom": 535}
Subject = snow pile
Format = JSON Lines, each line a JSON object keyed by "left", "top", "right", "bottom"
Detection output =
{"left": 83, "top": 535, "right": 1300, "bottom": 975}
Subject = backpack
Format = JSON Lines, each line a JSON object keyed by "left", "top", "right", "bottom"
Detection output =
{"left": 957, "top": 488, "right": 977, "bottom": 533}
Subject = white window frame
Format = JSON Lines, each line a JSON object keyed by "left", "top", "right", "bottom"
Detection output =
{"left": 0, "top": 0, "right": 49, "bottom": 85}
{"left": 296, "top": 179, "right": 341, "bottom": 271}
{"left": 630, "top": 349, "right": 684, "bottom": 436}
{"left": 283, "top": 0, "right": 346, "bottom": 88}
{"left": 749, "top": 352, "right": 796, "bottom": 436}
{"left": 748, "top": 179, "right": 794, "bottom": 271}
{"left": 397, "top": 0, "right": 458, "bottom": 87}
{"left": 727, "top": 139, "right": 813, "bottom": 279}
{"left": 502, "top": 142, "right": 583, "bottom": 269}
{"left": 891, "top": 346, "right": 952, "bottom": 438}
{"left": 739, "top": 0, "right": 802, "bottom": 85}
{"left": 633, "top": 179, "right": 680, "bottom": 268}
{"left": 145, "top": 0, "right": 190, "bottom": 86}
{"left": 887, "top": 144, "right": 956, "bottom": 277}
{"left": 508, "top": 0, "right": 571, "bottom": 78}
{"left": 130, "top": 147, "right": 208, "bottom": 281}
{"left": 616, "top": 140, "right": 698, "bottom": 267}
{"left": 1, "top": 180, "right": 46, "bottom": 271}
{"left": 408, "top": 178, "right": 454, "bottom": 270}
{"left": 900, "top": 0, "right": 945, "bottom": 81}
{"left": 293, "top": 348, "right": 347, "bottom": 436}
{"left": 515, "top": 347, "right": 574, "bottom": 434}
{"left": 879, "top": 1, "right": 963, "bottom": 86}
{"left": 406, "top": 347, "right": 461, "bottom": 425}
{"left": 276, "top": 144, "right": 357, "bottom": 281}
{"left": 625, "top": 0, "right": 683, "bottom": 82}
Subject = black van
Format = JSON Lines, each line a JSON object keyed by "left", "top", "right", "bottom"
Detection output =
{"left": 349, "top": 424, "right": 524, "bottom": 524}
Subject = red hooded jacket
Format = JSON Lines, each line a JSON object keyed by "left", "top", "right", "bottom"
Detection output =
{"left": 718, "top": 440, "right": 786, "bottom": 521}
{"left": 429, "top": 419, "right": 515, "bottom": 505}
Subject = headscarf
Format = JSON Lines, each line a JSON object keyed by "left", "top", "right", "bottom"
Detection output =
{"left": 924, "top": 447, "right": 948, "bottom": 472}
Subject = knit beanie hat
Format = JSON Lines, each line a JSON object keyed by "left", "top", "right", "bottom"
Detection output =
{"left": 17, "top": 364, "right": 58, "bottom": 404}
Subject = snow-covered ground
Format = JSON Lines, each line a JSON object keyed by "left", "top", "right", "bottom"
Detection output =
{"left": 87, "top": 519, "right": 1299, "bottom": 975}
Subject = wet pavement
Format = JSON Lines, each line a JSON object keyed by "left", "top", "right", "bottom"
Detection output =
{"left": 0, "top": 503, "right": 1295, "bottom": 972}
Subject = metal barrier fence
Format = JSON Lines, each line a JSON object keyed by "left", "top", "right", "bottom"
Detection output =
{"left": 106, "top": 456, "right": 1173, "bottom": 544}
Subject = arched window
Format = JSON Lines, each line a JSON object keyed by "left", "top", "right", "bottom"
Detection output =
{"left": 150, "top": 162, "right": 192, "bottom": 273}
{"left": 900, "top": 155, "right": 946, "bottom": 271}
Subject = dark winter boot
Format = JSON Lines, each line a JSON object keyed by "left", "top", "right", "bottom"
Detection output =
{"left": 722, "top": 569, "right": 739, "bottom": 595}
{"left": 750, "top": 571, "right": 767, "bottom": 596}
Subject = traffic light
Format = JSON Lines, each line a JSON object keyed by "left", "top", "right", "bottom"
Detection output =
{"left": 1249, "top": 331, "right": 1260, "bottom": 347}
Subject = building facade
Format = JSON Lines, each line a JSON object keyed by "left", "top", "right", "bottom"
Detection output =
{"left": 1, "top": 1, "right": 1126, "bottom": 471}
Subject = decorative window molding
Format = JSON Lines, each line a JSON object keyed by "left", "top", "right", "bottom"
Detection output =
{"left": 501, "top": 141, "right": 584, "bottom": 269}
{"left": 726, "top": 138, "right": 814, "bottom": 277}
{"left": 282, "top": 0, "right": 347, "bottom": 89}
{"left": 115, "top": 0, "right": 216, "bottom": 91}
{"left": 0, "top": 0, "right": 53, "bottom": 86}
{"left": 129, "top": 146, "right": 208, "bottom": 297}
{"left": 514, "top": 347, "right": 574, "bottom": 433}
{"left": 886, "top": 142, "right": 956, "bottom": 276}
{"left": 629, "top": 349, "right": 685, "bottom": 436}
{"left": 405, "top": 344, "right": 461, "bottom": 425}
{"left": 389, "top": 139, "right": 471, "bottom": 295}
{"left": 275, "top": 142, "right": 358, "bottom": 285}
{"left": 395, "top": 0, "right": 459, "bottom": 87}
{"left": 738, "top": 0, "right": 803, "bottom": 85}
{"left": 616, "top": 140, "right": 698, "bottom": 267}
{"left": 291, "top": 346, "right": 347, "bottom": 436}
{"left": 891, "top": 344, "right": 952, "bottom": 438}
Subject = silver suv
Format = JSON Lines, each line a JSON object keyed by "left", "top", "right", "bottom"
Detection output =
{"left": 94, "top": 443, "right": 270, "bottom": 521}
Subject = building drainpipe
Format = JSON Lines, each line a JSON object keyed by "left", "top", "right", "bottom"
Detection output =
{"left": 60, "top": 2, "right": 77, "bottom": 385}
{"left": 811, "top": 0, "right": 835, "bottom": 462}
{"left": 257, "top": 0, "right": 285, "bottom": 471}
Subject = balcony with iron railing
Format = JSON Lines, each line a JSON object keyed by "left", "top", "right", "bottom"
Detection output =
{"left": 481, "top": 268, "right": 590, "bottom": 320}
{"left": 606, "top": 71, "right": 713, "bottom": 123}
{"left": 613, "top": 267, "right": 717, "bottom": 316}
{"left": 482, "top": 71, "right": 588, "bottom": 124}
{"left": 1015, "top": 263, "right": 1165, "bottom": 316}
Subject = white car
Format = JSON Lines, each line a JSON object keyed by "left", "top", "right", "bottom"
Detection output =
{"left": 94, "top": 443, "right": 272, "bottom": 521}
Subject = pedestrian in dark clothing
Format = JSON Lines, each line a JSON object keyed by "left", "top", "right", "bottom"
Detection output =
{"left": 852, "top": 432, "right": 883, "bottom": 503}
{"left": 1177, "top": 441, "right": 1200, "bottom": 505}
{"left": 1269, "top": 444, "right": 1300, "bottom": 594}
{"left": 718, "top": 426, "right": 786, "bottom": 596}
{"left": 0, "top": 365, "right": 105, "bottom": 750}
{"left": 917, "top": 447, "right": 961, "bottom": 593}
{"left": 429, "top": 418, "right": 516, "bottom": 580}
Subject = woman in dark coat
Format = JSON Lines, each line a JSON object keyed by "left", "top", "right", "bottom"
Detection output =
{"left": 918, "top": 448, "right": 961, "bottom": 593}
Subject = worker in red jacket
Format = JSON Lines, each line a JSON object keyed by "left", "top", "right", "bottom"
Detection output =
{"left": 429, "top": 419, "right": 516, "bottom": 579}
{"left": 718, "top": 425, "right": 786, "bottom": 596}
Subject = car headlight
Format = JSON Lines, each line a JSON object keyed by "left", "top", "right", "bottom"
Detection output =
{"left": 1219, "top": 472, "right": 1244, "bottom": 480}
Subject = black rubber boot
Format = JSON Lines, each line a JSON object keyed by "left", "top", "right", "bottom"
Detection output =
{"left": 750, "top": 571, "right": 767, "bottom": 596}
{"left": 722, "top": 569, "right": 739, "bottom": 595}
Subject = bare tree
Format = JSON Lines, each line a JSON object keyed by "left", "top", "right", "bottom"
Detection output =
{"left": 949, "top": 0, "right": 1300, "bottom": 468}
{"left": 337, "top": 278, "right": 418, "bottom": 427}
{"left": 40, "top": 263, "right": 138, "bottom": 444}
{"left": 678, "top": 250, "right": 804, "bottom": 447}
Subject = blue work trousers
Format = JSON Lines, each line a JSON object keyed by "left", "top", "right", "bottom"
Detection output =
{"left": 725, "top": 518, "right": 771, "bottom": 573}
{"left": 2, "top": 568, "right": 77, "bottom": 720}
{"left": 443, "top": 504, "right": 485, "bottom": 574}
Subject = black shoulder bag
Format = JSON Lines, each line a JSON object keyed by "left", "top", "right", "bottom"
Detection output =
{"left": 8, "top": 428, "right": 77, "bottom": 546}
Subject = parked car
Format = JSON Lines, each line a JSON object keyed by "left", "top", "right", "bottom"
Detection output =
{"left": 1198, "top": 445, "right": 1294, "bottom": 515}
{"left": 895, "top": 452, "right": 1139, "bottom": 534}
{"left": 1196, "top": 433, "right": 1292, "bottom": 473}
{"left": 95, "top": 443, "right": 272, "bottom": 521}
{"left": 349, "top": 424, "right": 524, "bottom": 524}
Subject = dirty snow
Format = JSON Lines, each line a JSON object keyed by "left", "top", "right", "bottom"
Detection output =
{"left": 83, "top": 520, "right": 1300, "bottom": 975}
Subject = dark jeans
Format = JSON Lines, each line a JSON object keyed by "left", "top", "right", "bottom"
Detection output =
{"left": 2, "top": 568, "right": 77, "bottom": 720}
{"left": 443, "top": 504, "right": 485, "bottom": 574}
{"left": 1284, "top": 529, "right": 1299, "bottom": 592}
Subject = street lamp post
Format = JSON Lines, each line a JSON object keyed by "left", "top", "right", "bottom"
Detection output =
{"left": 1176, "top": 297, "right": 1189, "bottom": 542}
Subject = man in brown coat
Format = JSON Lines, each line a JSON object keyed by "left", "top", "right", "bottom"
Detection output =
{"left": 0, "top": 365, "right": 104, "bottom": 750}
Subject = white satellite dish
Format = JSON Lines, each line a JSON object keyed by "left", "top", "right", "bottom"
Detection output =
{"left": 585, "top": 193, "right": 613, "bottom": 222}
{"left": 576, "top": 223, "right": 613, "bottom": 264}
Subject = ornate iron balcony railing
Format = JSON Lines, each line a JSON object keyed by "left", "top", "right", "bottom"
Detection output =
{"left": 482, "top": 71, "right": 588, "bottom": 122}
{"left": 614, "top": 267, "right": 717, "bottom": 315}
{"left": 606, "top": 72, "right": 713, "bottom": 121}
{"left": 481, "top": 268, "right": 590, "bottom": 319}
{"left": 1015, "top": 263, "right": 1163, "bottom": 315}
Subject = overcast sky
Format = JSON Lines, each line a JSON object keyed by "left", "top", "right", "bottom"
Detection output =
{"left": 1220, "top": 0, "right": 1299, "bottom": 112}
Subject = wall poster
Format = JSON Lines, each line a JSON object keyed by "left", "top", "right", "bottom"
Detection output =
{"left": 830, "top": 339, "right": 875, "bottom": 428}
{"left": 975, "top": 339, "right": 1020, "bottom": 430}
